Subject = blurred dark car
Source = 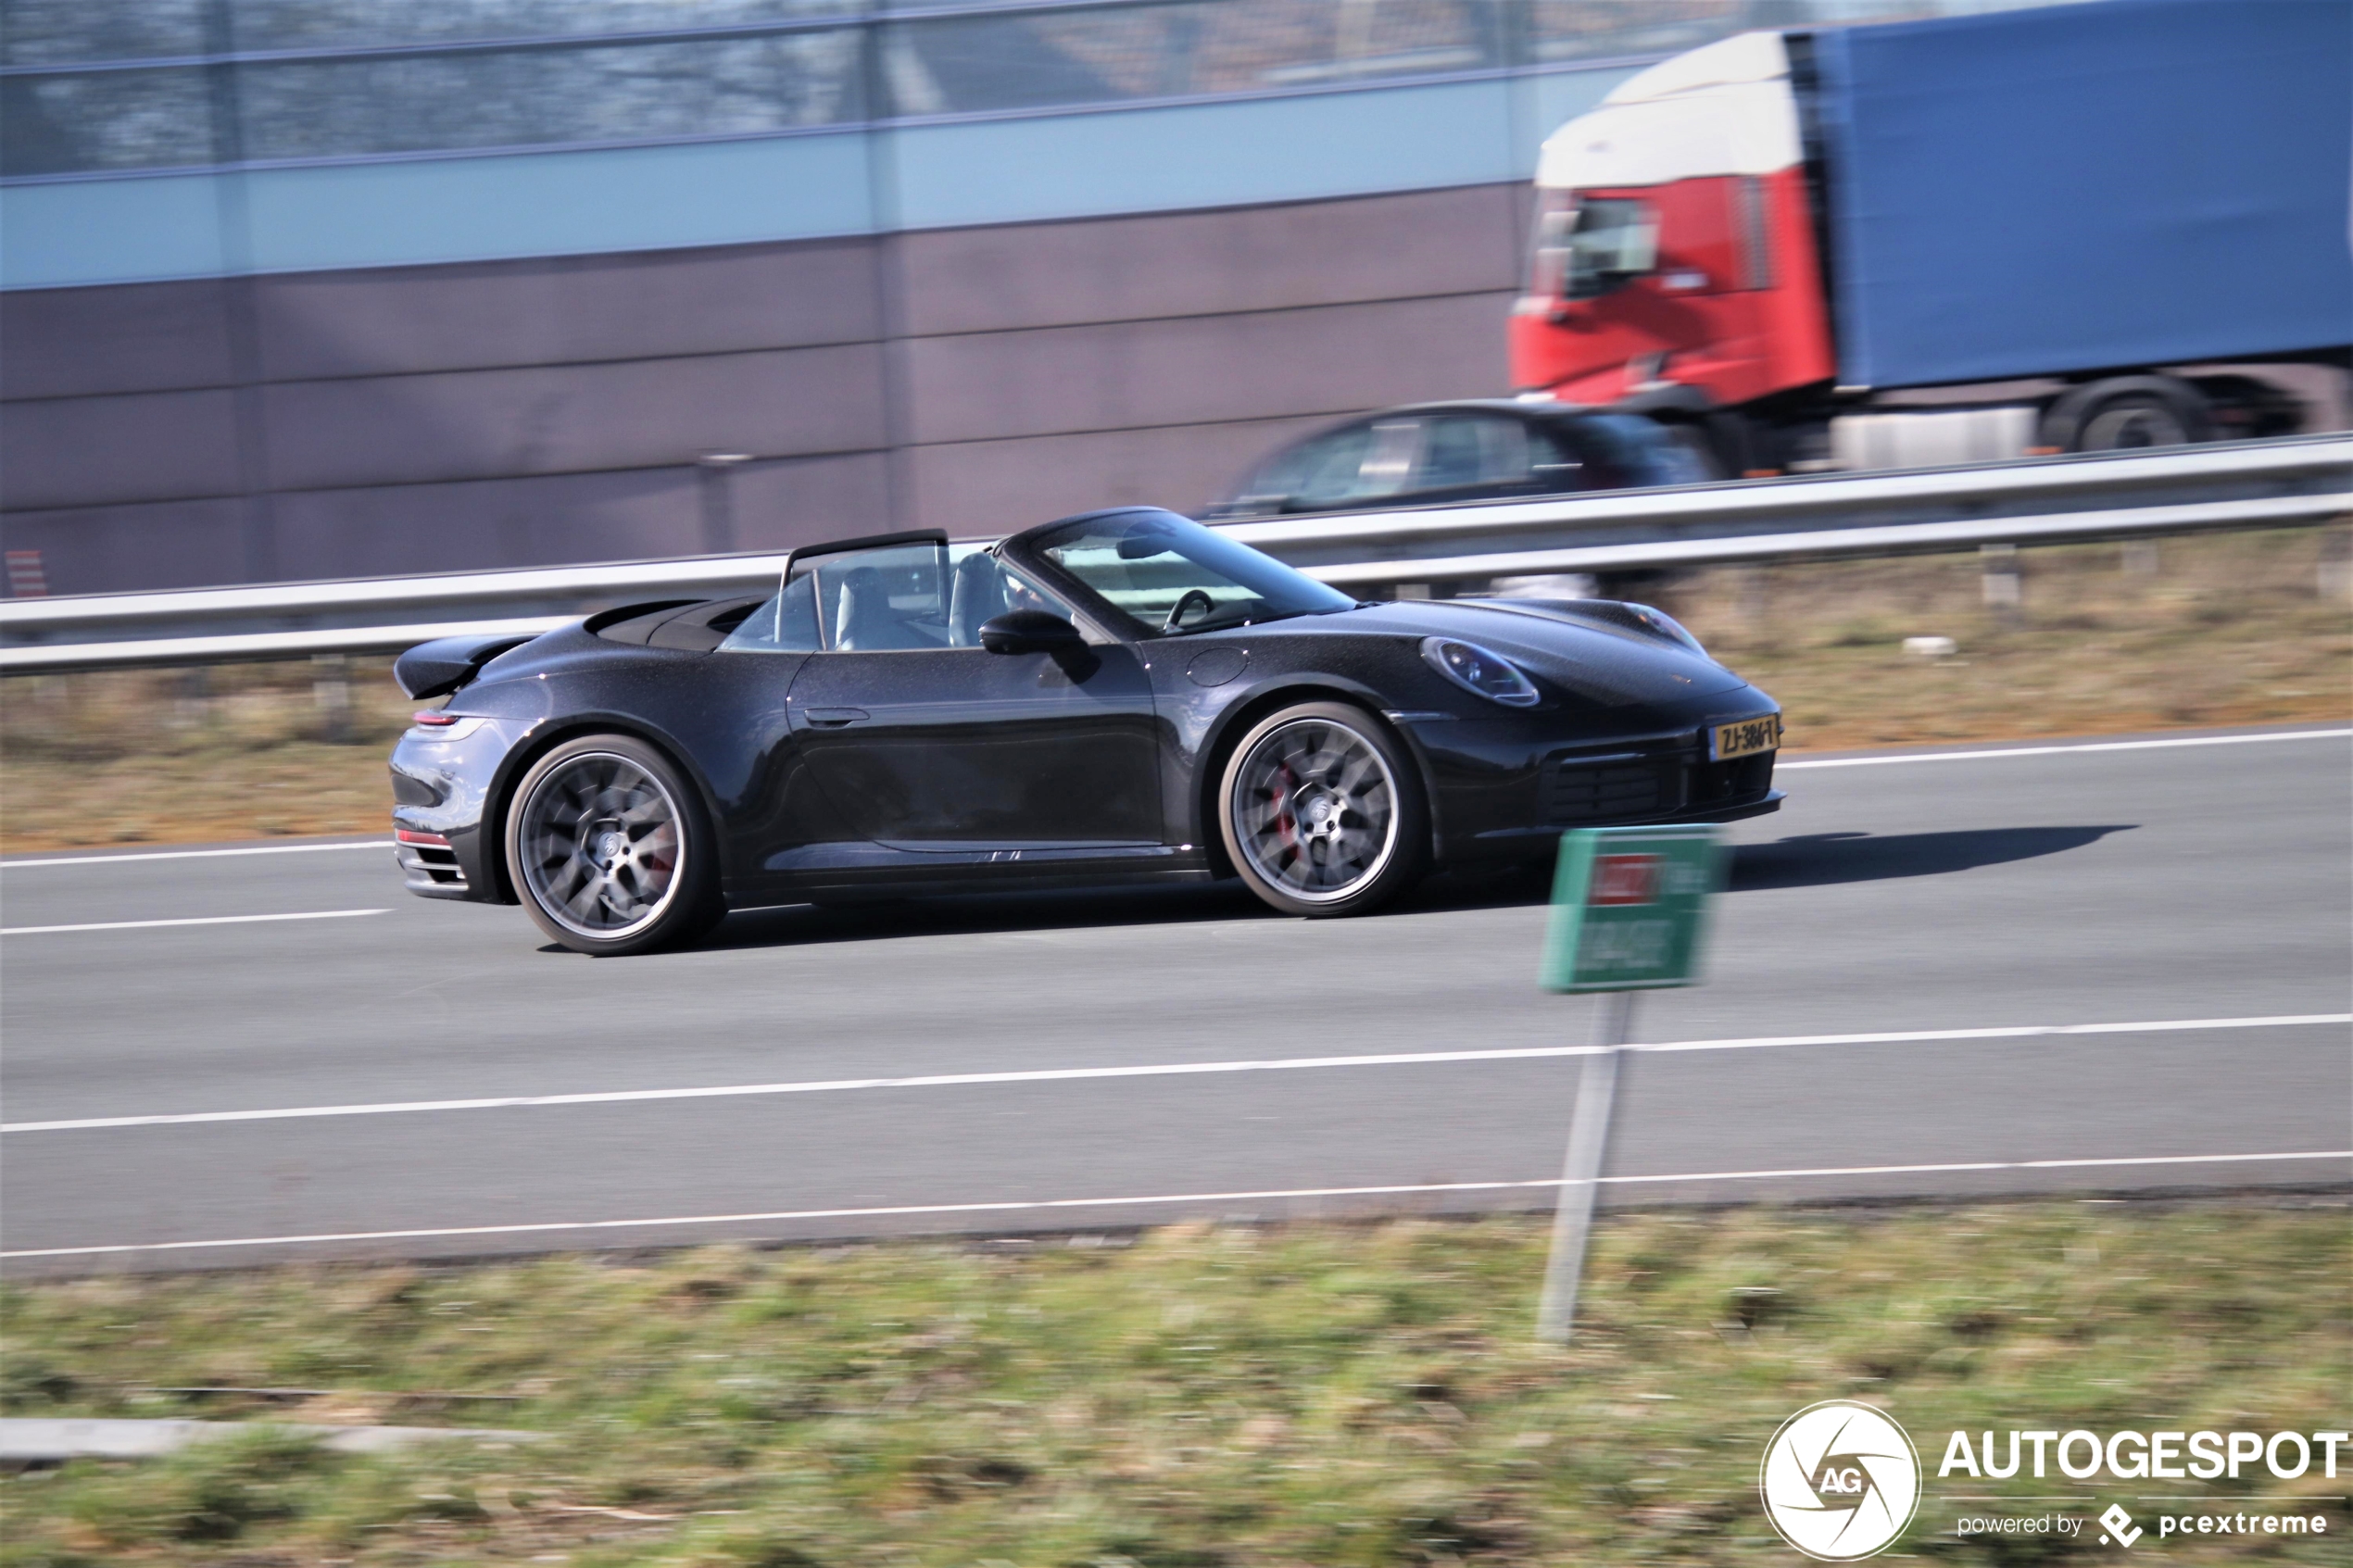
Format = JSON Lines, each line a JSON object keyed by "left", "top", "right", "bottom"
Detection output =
{"left": 1199, "top": 399, "right": 1719, "bottom": 521}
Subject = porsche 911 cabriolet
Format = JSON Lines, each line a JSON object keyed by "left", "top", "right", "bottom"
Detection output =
{"left": 389, "top": 508, "right": 1780, "bottom": 954}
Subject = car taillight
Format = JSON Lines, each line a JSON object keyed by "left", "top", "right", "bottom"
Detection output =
{"left": 396, "top": 829, "right": 451, "bottom": 847}
{"left": 413, "top": 711, "right": 459, "bottom": 726}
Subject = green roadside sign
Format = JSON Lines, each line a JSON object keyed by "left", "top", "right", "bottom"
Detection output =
{"left": 1539, "top": 824, "right": 1725, "bottom": 993}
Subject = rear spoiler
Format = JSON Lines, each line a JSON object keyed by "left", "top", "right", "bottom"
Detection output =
{"left": 394, "top": 632, "right": 536, "bottom": 700}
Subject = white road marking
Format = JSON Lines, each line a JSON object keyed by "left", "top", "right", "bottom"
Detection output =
{"left": 6, "top": 1012, "right": 2342, "bottom": 1135}
{"left": 0, "top": 841, "right": 391, "bottom": 870}
{"left": 1, "top": 909, "right": 387, "bottom": 937}
{"left": 1779, "top": 728, "right": 2349, "bottom": 770}
{"left": 6, "top": 1148, "right": 2344, "bottom": 1261}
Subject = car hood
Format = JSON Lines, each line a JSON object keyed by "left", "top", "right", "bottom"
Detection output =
{"left": 1328, "top": 599, "right": 1752, "bottom": 706}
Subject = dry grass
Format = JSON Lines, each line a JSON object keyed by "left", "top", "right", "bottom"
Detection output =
{"left": 0, "top": 658, "right": 415, "bottom": 854}
{"left": 2, "top": 1199, "right": 2346, "bottom": 1565}
{"left": 1, "top": 528, "right": 2346, "bottom": 854}
{"left": 1654, "top": 527, "right": 2352, "bottom": 752}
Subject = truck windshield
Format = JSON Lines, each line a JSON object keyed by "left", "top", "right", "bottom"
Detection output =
{"left": 1565, "top": 198, "right": 1657, "bottom": 299}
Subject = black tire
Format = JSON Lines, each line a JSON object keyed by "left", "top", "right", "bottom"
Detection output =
{"left": 2076, "top": 394, "right": 2193, "bottom": 450}
{"left": 503, "top": 734, "right": 724, "bottom": 956}
{"left": 1216, "top": 701, "right": 1428, "bottom": 918}
{"left": 2041, "top": 375, "right": 2210, "bottom": 453}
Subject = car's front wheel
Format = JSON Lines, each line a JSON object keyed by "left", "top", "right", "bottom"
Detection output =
{"left": 504, "top": 734, "right": 724, "bottom": 955}
{"left": 1218, "top": 701, "right": 1427, "bottom": 918}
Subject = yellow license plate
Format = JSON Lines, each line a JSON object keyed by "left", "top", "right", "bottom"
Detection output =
{"left": 1711, "top": 715, "right": 1780, "bottom": 760}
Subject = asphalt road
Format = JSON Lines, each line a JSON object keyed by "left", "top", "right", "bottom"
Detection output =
{"left": 3, "top": 727, "right": 2347, "bottom": 1275}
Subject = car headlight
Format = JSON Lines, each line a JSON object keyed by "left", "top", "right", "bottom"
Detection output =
{"left": 1421, "top": 638, "right": 1541, "bottom": 708}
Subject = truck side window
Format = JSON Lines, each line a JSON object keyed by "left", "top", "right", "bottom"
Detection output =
{"left": 1565, "top": 198, "right": 1658, "bottom": 299}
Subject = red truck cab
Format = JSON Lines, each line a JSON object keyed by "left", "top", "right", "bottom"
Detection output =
{"left": 1509, "top": 33, "right": 1834, "bottom": 424}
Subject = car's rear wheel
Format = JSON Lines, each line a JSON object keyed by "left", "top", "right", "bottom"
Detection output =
{"left": 1218, "top": 701, "right": 1426, "bottom": 918}
{"left": 505, "top": 734, "right": 723, "bottom": 955}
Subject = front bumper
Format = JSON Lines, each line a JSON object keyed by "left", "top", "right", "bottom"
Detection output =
{"left": 1391, "top": 701, "right": 1784, "bottom": 866}
{"left": 1676, "top": 787, "right": 1783, "bottom": 823}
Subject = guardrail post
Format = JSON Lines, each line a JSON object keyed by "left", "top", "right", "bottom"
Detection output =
{"left": 2321, "top": 525, "right": 2352, "bottom": 602}
{"left": 311, "top": 653, "right": 351, "bottom": 744}
{"left": 1729, "top": 562, "right": 1768, "bottom": 641}
{"left": 1981, "top": 542, "right": 2022, "bottom": 614}
{"left": 174, "top": 666, "right": 210, "bottom": 730}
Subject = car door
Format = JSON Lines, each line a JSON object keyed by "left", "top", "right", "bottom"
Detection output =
{"left": 785, "top": 543, "right": 1162, "bottom": 849}
{"left": 1559, "top": 411, "right": 1721, "bottom": 488}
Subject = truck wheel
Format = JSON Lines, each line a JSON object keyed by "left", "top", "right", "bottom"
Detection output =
{"left": 2041, "top": 375, "right": 2210, "bottom": 453}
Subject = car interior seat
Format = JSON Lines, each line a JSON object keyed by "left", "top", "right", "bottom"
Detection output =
{"left": 833, "top": 566, "right": 910, "bottom": 650}
{"left": 949, "top": 553, "right": 1006, "bottom": 647}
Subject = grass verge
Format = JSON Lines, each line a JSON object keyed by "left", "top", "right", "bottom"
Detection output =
{"left": 4, "top": 1198, "right": 2347, "bottom": 1564}
{"left": 1, "top": 527, "right": 2346, "bottom": 855}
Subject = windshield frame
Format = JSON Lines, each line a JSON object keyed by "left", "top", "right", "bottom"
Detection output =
{"left": 1004, "top": 508, "right": 1358, "bottom": 641}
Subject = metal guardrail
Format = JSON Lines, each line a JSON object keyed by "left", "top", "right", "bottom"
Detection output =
{"left": 1224, "top": 432, "right": 2352, "bottom": 573}
{"left": 3, "top": 435, "right": 2346, "bottom": 672}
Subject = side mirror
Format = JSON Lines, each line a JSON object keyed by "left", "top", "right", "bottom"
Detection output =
{"left": 979, "top": 609, "right": 1084, "bottom": 655}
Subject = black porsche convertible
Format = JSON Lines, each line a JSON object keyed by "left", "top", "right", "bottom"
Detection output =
{"left": 389, "top": 508, "right": 1781, "bottom": 954}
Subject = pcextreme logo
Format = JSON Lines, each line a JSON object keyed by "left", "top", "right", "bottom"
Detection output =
{"left": 1759, "top": 1400, "right": 1922, "bottom": 1561}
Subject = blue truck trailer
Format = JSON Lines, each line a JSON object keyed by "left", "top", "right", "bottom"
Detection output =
{"left": 1509, "top": 0, "right": 2353, "bottom": 470}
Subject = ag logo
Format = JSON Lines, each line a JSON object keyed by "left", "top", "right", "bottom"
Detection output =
{"left": 1759, "top": 1400, "right": 1921, "bottom": 1561}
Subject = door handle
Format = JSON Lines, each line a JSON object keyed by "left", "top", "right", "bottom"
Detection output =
{"left": 804, "top": 707, "right": 870, "bottom": 727}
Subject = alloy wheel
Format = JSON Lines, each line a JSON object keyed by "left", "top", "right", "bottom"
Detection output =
{"left": 1229, "top": 717, "right": 1400, "bottom": 904}
{"left": 516, "top": 751, "right": 685, "bottom": 938}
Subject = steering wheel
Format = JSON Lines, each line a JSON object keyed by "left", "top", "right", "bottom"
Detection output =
{"left": 1164, "top": 588, "right": 1216, "bottom": 633}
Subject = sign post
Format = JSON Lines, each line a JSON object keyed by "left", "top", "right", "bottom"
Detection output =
{"left": 1534, "top": 823, "right": 1724, "bottom": 1344}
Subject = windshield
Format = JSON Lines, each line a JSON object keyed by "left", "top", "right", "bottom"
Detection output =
{"left": 1032, "top": 511, "right": 1355, "bottom": 635}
